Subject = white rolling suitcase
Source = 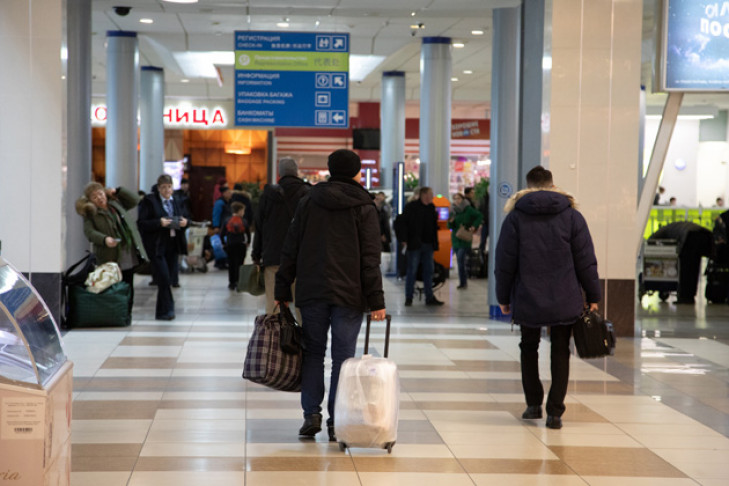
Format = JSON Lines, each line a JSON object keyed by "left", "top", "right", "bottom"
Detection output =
{"left": 335, "top": 314, "right": 399, "bottom": 453}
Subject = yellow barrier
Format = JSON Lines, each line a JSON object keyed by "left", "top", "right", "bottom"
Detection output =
{"left": 644, "top": 207, "right": 724, "bottom": 239}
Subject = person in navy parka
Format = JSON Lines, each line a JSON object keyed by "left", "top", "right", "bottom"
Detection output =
{"left": 495, "top": 166, "right": 601, "bottom": 429}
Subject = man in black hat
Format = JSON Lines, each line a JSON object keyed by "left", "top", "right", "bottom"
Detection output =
{"left": 275, "top": 149, "right": 386, "bottom": 443}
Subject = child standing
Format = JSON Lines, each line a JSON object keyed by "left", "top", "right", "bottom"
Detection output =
{"left": 224, "top": 202, "right": 249, "bottom": 290}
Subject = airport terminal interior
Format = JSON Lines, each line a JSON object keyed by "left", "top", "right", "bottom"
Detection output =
{"left": 63, "top": 269, "right": 729, "bottom": 486}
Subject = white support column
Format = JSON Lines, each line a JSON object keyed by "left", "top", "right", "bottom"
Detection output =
{"left": 380, "top": 71, "right": 406, "bottom": 190}
{"left": 140, "top": 66, "right": 165, "bottom": 193}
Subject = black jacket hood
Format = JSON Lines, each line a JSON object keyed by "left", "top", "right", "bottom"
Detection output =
{"left": 309, "top": 177, "right": 374, "bottom": 211}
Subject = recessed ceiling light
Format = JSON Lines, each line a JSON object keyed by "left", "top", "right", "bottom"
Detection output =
{"left": 452, "top": 42, "right": 465, "bottom": 48}
{"left": 180, "top": 78, "right": 190, "bottom": 83}
{"left": 139, "top": 18, "right": 154, "bottom": 24}
{"left": 451, "top": 77, "right": 459, "bottom": 82}
{"left": 471, "top": 30, "right": 484, "bottom": 35}
{"left": 277, "top": 22, "right": 290, "bottom": 28}
{"left": 463, "top": 70, "right": 473, "bottom": 74}
{"left": 163, "top": 0, "right": 198, "bottom": 4}
{"left": 411, "top": 11, "right": 416, "bottom": 17}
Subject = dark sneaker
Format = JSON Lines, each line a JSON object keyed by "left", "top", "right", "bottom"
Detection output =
{"left": 405, "top": 298, "right": 413, "bottom": 307}
{"left": 327, "top": 425, "right": 337, "bottom": 442}
{"left": 546, "top": 415, "right": 562, "bottom": 429}
{"left": 521, "top": 405, "right": 542, "bottom": 419}
{"left": 457, "top": 285, "right": 467, "bottom": 290}
{"left": 299, "top": 413, "right": 322, "bottom": 437}
{"left": 425, "top": 297, "right": 444, "bottom": 306}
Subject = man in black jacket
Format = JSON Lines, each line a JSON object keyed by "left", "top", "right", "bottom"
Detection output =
{"left": 252, "top": 157, "right": 310, "bottom": 314}
{"left": 275, "top": 149, "right": 386, "bottom": 442}
{"left": 495, "top": 166, "right": 600, "bottom": 429}
{"left": 138, "top": 175, "right": 188, "bottom": 320}
{"left": 396, "top": 186, "right": 443, "bottom": 306}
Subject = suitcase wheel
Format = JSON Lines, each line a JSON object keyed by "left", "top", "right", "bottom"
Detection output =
{"left": 659, "top": 291, "right": 670, "bottom": 302}
{"left": 338, "top": 442, "right": 347, "bottom": 452}
{"left": 384, "top": 441, "right": 395, "bottom": 454}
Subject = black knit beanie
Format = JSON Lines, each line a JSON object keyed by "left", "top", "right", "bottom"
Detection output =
{"left": 327, "top": 149, "right": 361, "bottom": 178}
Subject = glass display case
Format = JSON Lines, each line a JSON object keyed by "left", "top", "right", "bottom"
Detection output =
{"left": 0, "top": 257, "right": 72, "bottom": 486}
{"left": 0, "top": 258, "right": 67, "bottom": 387}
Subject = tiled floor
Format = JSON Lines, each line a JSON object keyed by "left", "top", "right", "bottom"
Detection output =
{"left": 64, "top": 265, "right": 729, "bottom": 486}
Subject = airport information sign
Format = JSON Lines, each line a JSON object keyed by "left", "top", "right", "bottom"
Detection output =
{"left": 234, "top": 31, "right": 350, "bottom": 127}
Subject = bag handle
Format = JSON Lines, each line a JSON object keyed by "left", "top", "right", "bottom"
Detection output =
{"left": 364, "top": 313, "right": 392, "bottom": 358}
{"left": 275, "top": 303, "right": 301, "bottom": 328}
{"left": 64, "top": 251, "right": 94, "bottom": 279}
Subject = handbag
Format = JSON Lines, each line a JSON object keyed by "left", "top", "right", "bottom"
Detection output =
{"left": 237, "top": 264, "right": 265, "bottom": 296}
{"left": 84, "top": 262, "right": 122, "bottom": 294}
{"left": 455, "top": 225, "right": 473, "bottom": 242}
{"left": 572, "top": 310, "right": 616, "bottom": 359}
{"left": 67, "top": 281, "right": 131, "bottom": 328}
{"left": 278, "top": 305, "right": 303, "bottom": 355}
{"left": 243, "top": 312, "right": 302, "bottom": 392}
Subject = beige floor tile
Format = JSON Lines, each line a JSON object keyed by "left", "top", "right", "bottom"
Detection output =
{"left": 246, "top": 471, "right": 361, "bottom": 486}
{"left": 622, "top": 434, "right": 729, "bottom": 450}
{"left": 71, "top": 455, "right": 139, "bottom": 472}
{"left": 127, "top": 471, "right": 246, "bottom": 486}
{"left": 459, "top": 458, "right": 574, "bottom": 475}
{"left": 533, "top": 432, "right": 644, "bottom": 448}
{"left": 154, "top": 408, "right": 247, "bottom": 420}
{"left": 583, "top": 478, "right": 705, "bottom": 486}
{"left": 449, "top": 442, "right": 559, "bottom": 460}
{"left": 171, "top": 368, "right": 242, "bottom": 377}
{"left": 347, "top": 444, "right": 454, "bottom": 458}
{"left": 407, "top": 392, "right": 495, "bottom": 402}
{"left": 71, "top": 472, "right": 131, "bottom": 486}
{"left": 246, "top": 408, "right": 306, "bottom": 419}
{"left": 246, "top": 442, "right": 341, "bottom": 457}
{"left": 75, "top": 391, "right": 164, "bottom": 401}
{"left": 146, "top": 419, "right": 246, "bottom": 443}
{"left": 161, "top": 391, "right": 246, "bottom": 400}
{"left": 72, "top": 444, "right": 143, "bottom": 457}
{"left": 439, "top": 427, "right": 548, "bottom": 446}
{"left": 140, "top": 441, "right": 245, "bottom": 457}
{"left": 95, "top": 369, "right": 173, "bottom": 377}
{"left": 71, "top": 419, "right": 152, "bottom": 444}
{"left": 101, "top": 357, "right": 179, "bottom": 369}
{"left": 351, "top": 457, "right": 466, "bottom": 473}
{"left": 110, "top": 346, "right": 182, "bottom": 358}
{"left": 247, "top": 456, "right": 355, "bottom": 471}
{"left": 470, "top": 473, "right": 587, "bottom": 485}
{"left": 358, "top": 472, "right": 475, "bottom": 486}
{"left": 73, "top": 400, "right": 161, "bottom": 420}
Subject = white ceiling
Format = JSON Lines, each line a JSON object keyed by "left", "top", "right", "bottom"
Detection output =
{"left": 89, "top": 0, "right": 729, "bottom": 112}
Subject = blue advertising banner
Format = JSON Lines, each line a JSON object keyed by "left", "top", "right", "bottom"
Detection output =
{"left": 234, "top": 31, "right": 350, "bottom": 127}
{"left": 663, "top": 0, "right": 729, "bottom": 91}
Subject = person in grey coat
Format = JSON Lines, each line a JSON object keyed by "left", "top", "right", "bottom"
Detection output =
{"left": 495, "top": 166, "right": 601, "bottom": 429}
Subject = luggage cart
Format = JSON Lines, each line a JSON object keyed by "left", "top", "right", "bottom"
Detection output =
{"left": 639, "top": 239, "right": 679, "bottom": 301}
{"left": 181, "top": 221, "right": 210, "bottom": 273}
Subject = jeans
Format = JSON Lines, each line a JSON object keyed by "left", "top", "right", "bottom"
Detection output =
{"left": 455, "top": 247, "right": 468, "bottom": 287}
{"left": 299, "top": 303, "right": 363, "bottom": 424}
{"left": 405, "top": 243, "right": 434, "bottom": 300}
{"left": 519, "top": 324, "right": 572, "bottom": 417}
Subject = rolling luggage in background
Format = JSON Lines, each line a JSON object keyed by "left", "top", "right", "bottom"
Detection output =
{"left": 705, "top": 261, "right": 729, "bottom": 304}
{"left": 335, "top": 314, "right": 399, "bottom": 453}
{"left": 466, "top": 249, "right": 488, "bottom": 279}
{"left": 572, "top": 310, "right": 616, "bottom": 359}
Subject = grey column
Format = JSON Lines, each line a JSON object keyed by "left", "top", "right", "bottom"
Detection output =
{"left": 140, "top": 66, "right": 165, "bottom": 192}
{"left": 106, "top": 31, "right": 139, "bottom": 190}
{"left": 520, "top": 0, "right": 545, "bottom": 173}
{"left": 66, "top": 0, "right": 92, "bottom": 265}
{"left": 380, "top": 71, "right": 406, "bottom": 189}
{"left": 419, "top": 37, "right": 452, "bottom": 196}
{"left": 488, "top": 7, "right": 522, "bottom": 317}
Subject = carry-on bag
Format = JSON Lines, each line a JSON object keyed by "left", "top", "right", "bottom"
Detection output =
{"left": 335, "top": 314, "right": 399, "bottom": 453}
{"left": 242, "top": 307, "right": 302, "bottom": 392}
{"left": 61, "top": 252, "right": 97, "bottom": 328}
{"left": 705, "top": 261, "right": 729, "bottom": 304}
{"left": 237, "top": 264, "right": 265, "bottom": 296}
{"left": 572, "top": 310, "right": 616, "bottom": 359}
{"left": 67, "top": 281, "right": 131, "bottom": 328}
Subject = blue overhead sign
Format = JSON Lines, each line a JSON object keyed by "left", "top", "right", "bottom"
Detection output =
{"left": 234, "top": 31, "right": 350, "bottom": 128}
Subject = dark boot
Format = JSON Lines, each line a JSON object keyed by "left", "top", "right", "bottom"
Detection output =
{"left": 299, "top": 413, "right": 322, "bottom": 437}
{"left": 522, "top": 405, "right": 543, "bottom": 419}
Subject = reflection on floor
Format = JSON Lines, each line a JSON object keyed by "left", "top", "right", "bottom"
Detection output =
{"left": 65, "top": 267, "right": 729, "bottom": 486}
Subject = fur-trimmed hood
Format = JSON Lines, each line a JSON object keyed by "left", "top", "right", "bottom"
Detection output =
{"left": 504, "top": 187, "right": 577, "bottom": 214}
{"left": 75, "top": 196, "right": 100, "bottom": 218}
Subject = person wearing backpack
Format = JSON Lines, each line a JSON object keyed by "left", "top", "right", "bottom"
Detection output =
{"left": 223, "top": 202, "right": 249, "bottom": 290}
{"left": 252, "top": 158, "right": 310, "bottom": 314}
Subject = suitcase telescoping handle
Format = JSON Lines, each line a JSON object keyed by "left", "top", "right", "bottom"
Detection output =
{"left": 364, "top": 313, "right": 392, "bottom": 358}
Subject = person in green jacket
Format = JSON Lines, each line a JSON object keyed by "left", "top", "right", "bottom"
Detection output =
{"left": 75, "top": 182, "right": 147, "bottom": 311}
{"left": 448, "top": 193, "right": 483, "bottom": 289}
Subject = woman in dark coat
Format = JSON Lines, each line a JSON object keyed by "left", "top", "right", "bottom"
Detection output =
{"left": 76, "top": 182, "right": 147, "bottom": 311}
{"left": 495, "top": 167, "right": 600, "bottom": 429}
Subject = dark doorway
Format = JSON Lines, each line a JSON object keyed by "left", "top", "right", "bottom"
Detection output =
{"left": 188, "top": 166, "right": 226, "bottom": 222}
